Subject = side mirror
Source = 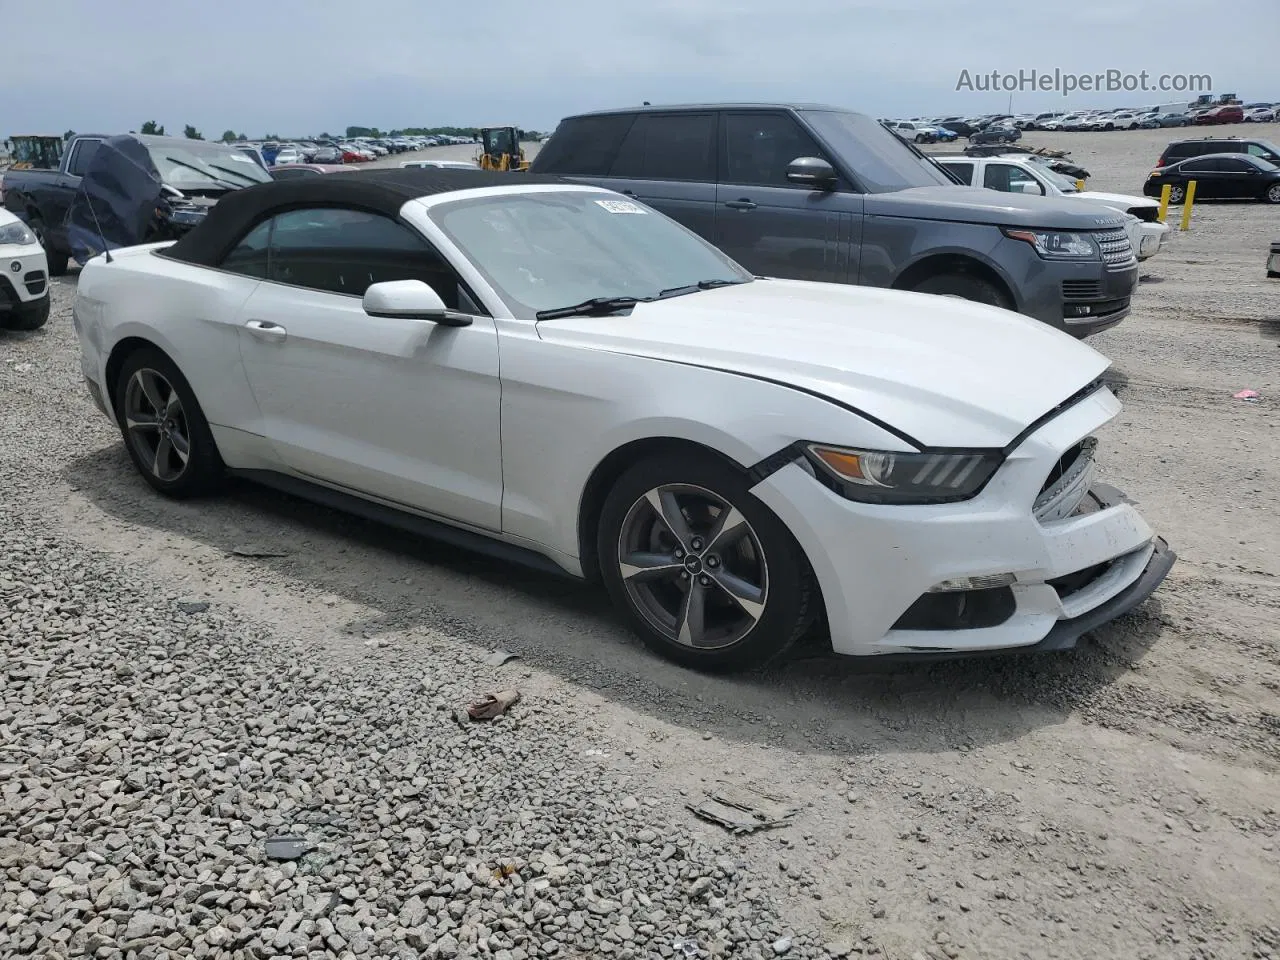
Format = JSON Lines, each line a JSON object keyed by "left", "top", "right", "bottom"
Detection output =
{"left": 362, "top": 279, "right": 472, "bottom": 326}
{"left": 785, "top": 157, "right": 837, "bottom": 190}
{"left": 1019, "top": 181, "right": 1042, "bottom": 195}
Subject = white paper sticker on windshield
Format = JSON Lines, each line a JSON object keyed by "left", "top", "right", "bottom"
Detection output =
{"left": 594, "top": 199, "right": 647, "bottom": 214}
{"left": 227, "top": 154, "right": 256, "bottom": 163}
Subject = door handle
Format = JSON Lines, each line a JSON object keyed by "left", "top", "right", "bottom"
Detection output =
{"left": 244, "top": 318, "right": 287, "bottom": 340}
{"left": 724, "top": 199, "right": 757, "bottom": 210}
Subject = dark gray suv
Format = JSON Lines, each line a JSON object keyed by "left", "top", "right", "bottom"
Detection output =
{"left": 531, "top": 103, "right": 1139, "bottom": 337}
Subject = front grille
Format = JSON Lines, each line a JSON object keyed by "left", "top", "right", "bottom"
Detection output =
{"left": 1034, "top": 437, "right": 1098, "bottom": 523}
{"left": 1095, "top": 228, "right": 1136, "bottom": 269}
{"left": 1062, "top": 279, "right": 1102, "bottom": 301}
{"left": 1127, "top": 206, "right": 1160, "bottom": 223}
{"left": 23, "top": 270, "right": 46, "bottom": 297}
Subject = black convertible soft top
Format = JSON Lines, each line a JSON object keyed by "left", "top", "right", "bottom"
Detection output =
{"left": 163, "top": 167, "right": 569, "bottom": 267}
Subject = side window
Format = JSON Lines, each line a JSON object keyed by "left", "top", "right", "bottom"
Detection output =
{"left": 609, "top": 113, "right": 717, "bottom": 182}
{"left": 1246, "top": 143, "right": 1277, "bottom": 160}
{"left": 942, "top": 161, "right": 975, "bottom": 184}
{"left": 533, "top": 114, "right": 636, "bottom": 175}
{"left": 266, "top": 208, "right": 471, "bottom": 308}
{"left": 66, "top": 139, "right": 103, "bottom": 177}
{"left": 220, "top": 219, "right": 272, "bottom": 279}
{"left": 1219, "top": 158, "right": 1252, "bottom": 172}
{"left": 1182, "top": 158, "right": 1219, "bottom": 173}
{"left": 722, "top": 112, "right": 827, "bottom": 188}
{"left": 983, "top": 163, "right": 1044, "bottom": 194}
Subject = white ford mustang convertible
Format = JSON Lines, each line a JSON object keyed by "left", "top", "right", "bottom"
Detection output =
{"left": 72, "top": 169, "right": 1174, "bottom": 671}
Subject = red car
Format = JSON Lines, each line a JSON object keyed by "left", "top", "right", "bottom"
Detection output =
{"left": 1194, "top": 105, "right": 1245, "bottom": 125}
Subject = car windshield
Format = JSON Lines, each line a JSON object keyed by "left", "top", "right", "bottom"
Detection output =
{"left": 149, "top": 142, "right": 272, "bottom": 187}
{"left": 797, "top": 109, "right": 953, "bottom": 193}
{"left": 427, "top": 190, "right": 751, "bottom": 320}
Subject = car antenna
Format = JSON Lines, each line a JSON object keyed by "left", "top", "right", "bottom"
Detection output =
{"left": 83, "top": 191, "right": 114, "bottom": 264}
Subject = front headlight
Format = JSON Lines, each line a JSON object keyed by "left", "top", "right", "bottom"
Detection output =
{"left": 803, "top": 444, "right": 1003, "bottom": 504}
{"left": 1003, "top": 227, "right": 1097, "bottom": 260}
{"left": 0, "top": 220, "right": 37, "bottom": 247}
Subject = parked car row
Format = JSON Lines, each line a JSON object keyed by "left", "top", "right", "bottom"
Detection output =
{"left": 904, "top": 98, "right": 1276, "bottom": 138}
{"left": 235, "top": 133, "right": 476, "bottom": 168}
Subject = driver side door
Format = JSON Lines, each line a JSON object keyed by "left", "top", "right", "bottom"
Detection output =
{"left": 225, "top": 207, "right": 503, "bottom": 531}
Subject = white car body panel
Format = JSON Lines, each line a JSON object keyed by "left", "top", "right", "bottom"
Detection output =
{"left": 72, "top": 183, "right": 1168, "bottom": 658}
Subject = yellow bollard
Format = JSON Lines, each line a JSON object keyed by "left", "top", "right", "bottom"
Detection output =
{"left": 1180, "top": 180, "right": 1197, "bottom": 232}
{"left": 1076, "top": 179, "right": 1086, "bottom": 192}
{"left": 1158, "top": 183, "right": 1172, "bottom": 223}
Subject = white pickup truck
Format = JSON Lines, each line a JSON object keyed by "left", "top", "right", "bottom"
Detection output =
{"left": 936, "top": 154, "right": 1168, "bottom": 261}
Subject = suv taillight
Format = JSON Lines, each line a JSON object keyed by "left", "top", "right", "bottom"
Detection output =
{"left": 1156, "top": 158, "right": 1164, "bottom": 167}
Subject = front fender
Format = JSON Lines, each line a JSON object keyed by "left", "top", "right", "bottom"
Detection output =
{"left": 496, "top": 331, "right": 913, "bottom": 563}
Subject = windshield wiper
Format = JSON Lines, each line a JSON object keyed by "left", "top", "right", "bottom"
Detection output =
{"left": 207, "top": 162, "right": 264, "bottom": 184}
{"left": 162, "top": 157, "right": 239, "bottom": 190}
{"left": 657, "top": 278, "right": 742, "bottom": 299}
{"left": 534, "top": 296, "right": 652, "bottom": 321}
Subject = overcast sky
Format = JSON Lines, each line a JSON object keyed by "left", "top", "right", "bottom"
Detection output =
{"left": 6, "top": 0, "right": 1270, "bottom": 137}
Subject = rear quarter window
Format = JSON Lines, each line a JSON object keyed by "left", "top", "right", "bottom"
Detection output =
{"left": 531, "top": 115, "right": 636, "bottom": 175}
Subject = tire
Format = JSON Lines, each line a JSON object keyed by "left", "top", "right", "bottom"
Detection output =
{"left": 1266, "top": 184, "right": 1280, "bottom": 205}
{"left": 909, "top": 271, "right": 1012, "bottom": 310}
{"left": 1168, "top": 184, "right": 1186, "bottom": 204}
{"left": 28, "top": 219, "right": 70, "bottom": 276}
{"left": 914, "top": 134, "right": 926, "bottom": 143}
{"left": 112, "top": 347, "right": 223, "bottom": 498}
{"left": 596, "top": 451, "right": 816, "bottom": 672}
{"left": 0, "top": 294, "right": 49, "bottom": 331}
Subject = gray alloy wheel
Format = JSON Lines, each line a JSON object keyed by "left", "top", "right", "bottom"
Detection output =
{"left": 1169, "top": 184, "right": 1186, "bottom": 204}
{"left": 616, "top": 483, "right": 768, "bottom": 650}
{"left": 1267, "top": 184, "right": 1280, "bottom": 204}
{"left": 123, "top": 368, "right": 192, "bottom": 482}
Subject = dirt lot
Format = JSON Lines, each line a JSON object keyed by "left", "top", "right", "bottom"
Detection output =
{"left": 2, "top": 126, "right": 1279, "bottom": 960}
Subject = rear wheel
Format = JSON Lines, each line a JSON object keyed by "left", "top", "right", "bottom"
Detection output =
{"left": 28, "top": 219, "right": 69, "bottom": 276}
{"left": 1168, "top": 184, "right": 1186, "bottom": 204}
{"left": 909, "top": 271, "right": 1012, "bottom": 310}
{"left": 597, "top": 452, "right": 815, "bottom": 672}
{"left": 112, "top": 348, "right": 224, "bottom": 498}
{"left": 1265, "top": 184, "right": 1280, "bottom": 205}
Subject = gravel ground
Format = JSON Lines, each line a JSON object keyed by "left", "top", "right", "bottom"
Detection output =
{"left": 2, "top": 126, "right": 1279, "bottom": 960}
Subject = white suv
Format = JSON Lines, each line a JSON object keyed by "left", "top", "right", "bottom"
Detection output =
{"left": 935, "top": 154, "right": 1169, "bottom": 260}
{"left": 0, "top": 208, "right": 51, "bottom": 330}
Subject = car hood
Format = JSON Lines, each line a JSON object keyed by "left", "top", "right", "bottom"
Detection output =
{"left": 866, "top": 185, "right": 1128, "bottom": 229}
{"left": 536, "top": 279, "right": 1109, "bottom": 449}
{"left": 1077, "top": 190, "right": 1159, "bottom": 209}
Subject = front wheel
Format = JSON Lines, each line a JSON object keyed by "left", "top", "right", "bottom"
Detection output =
{"left": 1168, "top": 184, "right": 1186, "bottom": 204}
{"left": 1265, "top": 184, "right": 1280, "bottom": 205}
{"left": 112, "top": 347, "right": 224, "bottom": 498}
{"left": 597, "top": 453, "right": 816, "bottom": 672}
{"left": 28, "top": 219, "right": 70, "bottom": 276}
